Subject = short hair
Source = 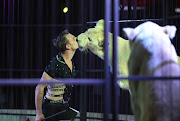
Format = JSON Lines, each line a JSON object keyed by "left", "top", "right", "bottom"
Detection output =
{"left": 52, "top": 30, "right": 69, "bottom": 53}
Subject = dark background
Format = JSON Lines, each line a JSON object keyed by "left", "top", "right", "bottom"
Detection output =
{"left": 0, "top": 0, "right": 180, "bottom": 117}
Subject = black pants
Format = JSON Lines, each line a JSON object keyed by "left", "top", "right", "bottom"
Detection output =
{"left": 42, "top": 98, "right": 77, "bottom": 121}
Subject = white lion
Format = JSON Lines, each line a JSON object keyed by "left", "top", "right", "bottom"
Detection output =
{"left": 77, "top": 19, "right": 180, "bottom": 91}
{"left": 77, "top": 19, "right": 130, "bottom": 90}
{"left": 123, "top": 21, "right": 180, "bottom": 121}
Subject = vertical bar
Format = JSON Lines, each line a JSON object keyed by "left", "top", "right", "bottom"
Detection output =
{"left": 112, "top": 0, "right": 119, "bottom": 120}
{"left": 17, "top": 0, "right": 19, "bottom": 23}
{"left": 133, "top": 0, "right": 137, "bottom": 20}
{"left": 22, "top": 0, "right": 28, "bottom": 77}
{"left": 143, "top": 0, "right": 146, "bottom": 19}
{"left": 89, "top": 0, "right": 93, "bottom": 22}
{"left": 51, "top": 0, "right": 57, "bottom": 57}
{"left": 8, "top": 0, "right": 14, "bottom": 109}
{"left": 128, "top": 0, "right": 131, "bottom": 19}
{"left": 8, "top": 0, "right": 10, "bottom": 23}
{"left": 162, "top": 0, "right": 167, "bottom": 25}
{"left": 13, "top": 0, "right": 14, "bottom": 22}
{"left": 104, "top": 0, "right": 111, "bottom": 120}
{"left": 37, "top": 0, "right": 42, "bottom": 69}
{"left": 78, "top": 0, "right": 87, "bottom": 120}
{"left": 2, "top": 0, "right": 6, "bottom": 76}
{"left": 2, "top": 0, "right": 4, "bottom": 74}
{"left": 65, "top": 0, "right": 70, "bottom": 29}
{"left": 133, "top": 0, "right": 137, "bottom": 28}
{"left": 17, "top": 0, "right": 21, "bottom": 110}
{"left": 78, "top": 0, "right": 85, "bottom": 81}
{"left": 8, "top": 0, "right": 13, "bottom": 78}
{"left": 12, "top": 0, "right": 15, "bottom": 110}
{"left": 120, "top": 0, "right": 124, "bottom": 20}
{"left": 3, "top": 0, "right": 5, "bottom": 23}
{"left": 80, "top": 85, "right": 87, "bottom": 121}
{"left": 151, "top": 0, "right": 155, "bottom": 18}
{"left": 22, "top": 0, "right": 29, "bottom": 109}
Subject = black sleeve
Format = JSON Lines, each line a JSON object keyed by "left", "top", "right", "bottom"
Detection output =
{"left": 44, "top": 57, "right": 59, "bottom": 78}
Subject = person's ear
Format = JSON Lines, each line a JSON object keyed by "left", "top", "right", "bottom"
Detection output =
{"left": 66, "top": 44, "right": 71, "bottom": 50}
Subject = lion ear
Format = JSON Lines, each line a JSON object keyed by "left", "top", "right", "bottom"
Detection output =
{"left": 162, "top": 25, "right": 177, "bottom": 39}
{"left": 95, "top": 19, "right": 104, "bottom": 30}
{"left": 123, "top": 28, "right": 136, "bottom": 41}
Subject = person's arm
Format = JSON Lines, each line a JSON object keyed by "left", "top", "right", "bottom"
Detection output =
{"left": 35, "top": 71, "right": 52, "bottom": 121}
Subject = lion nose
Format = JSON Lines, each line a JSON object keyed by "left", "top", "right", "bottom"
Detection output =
{"left": 76, "top": 38, "right": 79, "bottom": 42}
{"left": 88, "top": 37, "right": 92, "bottom": 41}
{"left": 75, "top": 37, "right": 78, "bottom": 42}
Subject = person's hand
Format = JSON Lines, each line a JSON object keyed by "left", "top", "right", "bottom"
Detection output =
{"left": 35, "top": 113, "right": 45, "bottom": 121}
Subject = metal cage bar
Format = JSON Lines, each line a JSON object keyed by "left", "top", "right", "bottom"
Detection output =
{"left": 112, "top": 0, "right": 120, "bottom": 120}
{"left": 104, "top": 0, "right": 111, "bottom": 120}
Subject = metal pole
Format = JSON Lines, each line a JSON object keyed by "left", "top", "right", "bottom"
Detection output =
{"left": 151, "top": 0, "right": 155, "bottom": 18}
{"left": 162, "top": 0, "right": 168, "bottom": 25}
{"left": 104, "top": 0, "right": 111, "bottom": 120}
{"left": 112, "top": 0, "right": 119, "bottom": 120}
{"left": 133, "top": 0, "right": 137, "bottom": 20}
{"left": 79, "top": 0, "right": 87, "bottom": 120}
{"left": 128, "top": 0, "right": 132, "bottom": 19}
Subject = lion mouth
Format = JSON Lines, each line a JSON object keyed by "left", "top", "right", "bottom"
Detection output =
{"left": 78, "top": 46, "right": 87, "bottom": 51}
{"left": 98, "top": 41, "right": 104, "bottom": 48}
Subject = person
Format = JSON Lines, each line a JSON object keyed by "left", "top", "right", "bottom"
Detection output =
{"left": 35, "top": 30, "right": 79, "bottom": 121}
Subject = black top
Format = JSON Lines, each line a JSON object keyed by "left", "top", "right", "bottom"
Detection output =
{"left": 44, "top": 53, "right": 76, "bottom": 103}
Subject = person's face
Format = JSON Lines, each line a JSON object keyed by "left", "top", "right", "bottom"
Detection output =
{"left": 65, "top": 33, "right": 79, "bottom": 51}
